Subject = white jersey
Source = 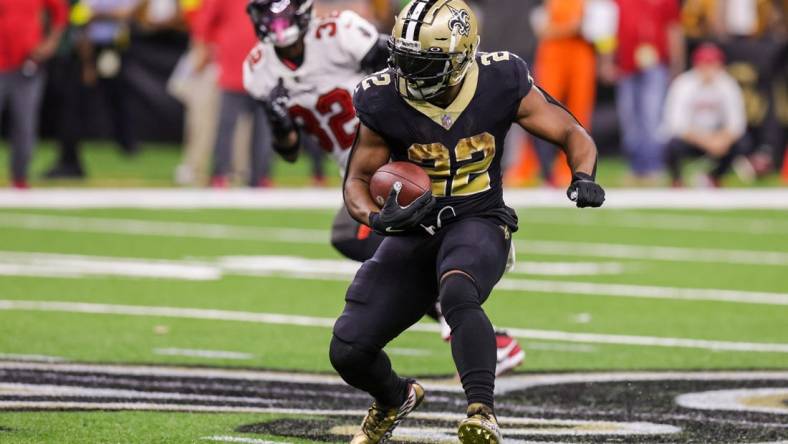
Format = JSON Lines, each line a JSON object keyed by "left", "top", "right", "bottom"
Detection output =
{"left": 243, "top": 10, "right": 379, "bottom": 171}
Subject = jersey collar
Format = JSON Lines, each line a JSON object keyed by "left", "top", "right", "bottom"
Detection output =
{"left": 403, "top": 62, "right": 479, "bottom": 131}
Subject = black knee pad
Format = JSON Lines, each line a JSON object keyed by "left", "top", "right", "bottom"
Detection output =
{"left": 329, "top": 335, "right": 374, "bottom": 373}
{"left": 439, "top": 273, "right": 481, "bottom": 323}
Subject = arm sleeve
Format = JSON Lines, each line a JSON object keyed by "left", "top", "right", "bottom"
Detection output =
{"left": 336, "top": 11, "right": 381, "bottom": 66}
{"left": 242, "top": 46, "right": 270, "bottom": 100}
{"left": 511, "top": 53, "right": 535, "bottom": 99}
{"left": 353, "top": 83, "right": 382, "bottom": 135}
{"left": 44, "top": 0, "right": 69, "bottom": 29}
{"left": 723, "top": 78, "right": 747, "bottom": 139}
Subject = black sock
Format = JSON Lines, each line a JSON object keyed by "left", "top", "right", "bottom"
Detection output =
{"left": 440, "top": 273, "right": 496, "bottom": 409}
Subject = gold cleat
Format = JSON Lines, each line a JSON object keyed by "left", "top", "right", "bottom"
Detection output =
{"left": 457, "top": 403, "right": 503, "bottom": 444}
{"left": 350, "top": 381, "right": 425, "bottom": 444}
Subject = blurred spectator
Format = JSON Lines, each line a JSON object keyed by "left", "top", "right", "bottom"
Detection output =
{"left": 44, "top": 0, "right": 89, "bottom": 179}
{"left": 81, "top": 0, "right": 142, "bottom": 155}
{"left": 193, "top": 0, "right": 273, "bottom": 188}
{"left": 663, "top": 43, "right": 746, "bottom": 187}
{"left": 531, "top": 0, "right": 597, "bottom": 186}
{"left": 168, "top": 0, "right": 224, "bottom": 186}
{"left": 606, "top": 0, "right": 684, "bottom": 184}
{"left": 682, "top": 0, "right": 784, "bottom": 39}
{"left": 0, "top": 0, "right": 68, "bottom": 188}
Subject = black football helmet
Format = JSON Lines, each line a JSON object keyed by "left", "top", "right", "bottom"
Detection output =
{"left": 247, "top": 0, "right": 314, "bottom": 47}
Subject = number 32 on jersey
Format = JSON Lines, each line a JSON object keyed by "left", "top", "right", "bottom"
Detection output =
{"left": 408, "top": 133, "right": 496, "bottom": 197}
{"left": 289, "top": 88, "right": 357, "bottom": 153}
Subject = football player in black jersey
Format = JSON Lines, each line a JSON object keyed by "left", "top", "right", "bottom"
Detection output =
{"left": 329, "top": 0, "right": 605, "bottom": 442}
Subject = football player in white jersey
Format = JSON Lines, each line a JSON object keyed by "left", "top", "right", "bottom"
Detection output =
{"left": 242, "top": 0, "right": 524, "bottom": 376}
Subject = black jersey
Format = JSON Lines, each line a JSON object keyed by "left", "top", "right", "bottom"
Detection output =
{"left": 354, "top": 51, "right": 533, "bottom": 231}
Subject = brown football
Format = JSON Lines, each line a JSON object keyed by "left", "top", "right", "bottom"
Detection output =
{"left": 369, "top": 161, "right": 432, "bottom": 207}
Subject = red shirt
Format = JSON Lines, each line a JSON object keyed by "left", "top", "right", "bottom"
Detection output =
{"left": 0, "top": 0, "right": 68, "bottom": 71}
{"left": 192, "top": 0, "right": 257, "bottom": 92}
{"left": 615, "top": 0, "right": 680, "bottom": 74}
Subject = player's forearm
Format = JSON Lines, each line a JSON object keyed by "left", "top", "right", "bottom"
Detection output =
{"left": 344, "top": 178, "right": 379, "bottom": 226}
{"left": 563, "top": 126, "right": 598, "bottom": 177}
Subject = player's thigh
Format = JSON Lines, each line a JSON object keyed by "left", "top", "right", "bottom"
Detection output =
{"left": 333, "top": 235, "right": 438, "bottom": 352}
{"left": 437, "top": 217, "right": 511, "bottom": 302}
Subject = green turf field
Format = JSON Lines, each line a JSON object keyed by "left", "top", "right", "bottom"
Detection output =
{"left": 1, "top": 143, "right": 787, "bottom": 442}
{"left": 1, "top": 204, "right": 787, "bottom": 443}
{"left": 1, "top": 141, "right": 783, "bottom": 188}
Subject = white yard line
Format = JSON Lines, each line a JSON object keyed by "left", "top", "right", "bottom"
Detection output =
{"left": 0, "top": 300, "right": 786, "bottom": 353}
{"left": 524, "top": 342, "right": 596, "bottom": 353}
{"left": 517, "top": 240, "right": 788, "bottom": 266}
{"left": 495, "top": 279, "right": 788, "bottom": 305}
{"left": 0, "top": 353, "right": 65, "bottom": 362}
{"left": 0, "top": 251, "right": 219, "bottom": 281}
{"left": 0, "top": 252, "right": 785, "bottom": 305}
{"left": 2, "top": 212, "right": 786, "bottom": 266}
{"left": 0, "top": 188, "right": 787, "bottom": 209}
{"left": 0, "top": 213, "right": 327, "bottom": 244}
{"left": 522, "top": 211, "right": 788, "bottom": 235}
{"left": 152, "top": 348, "right": 254, "bottom": 360}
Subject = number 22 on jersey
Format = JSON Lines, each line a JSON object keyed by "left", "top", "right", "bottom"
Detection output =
{"left": 408, "top": 132, "right": 496, "bottom": 197}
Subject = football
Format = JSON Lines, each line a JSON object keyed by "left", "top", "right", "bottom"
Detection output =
{"left": 369, "top": 161, "right": 432, "bottom": 207}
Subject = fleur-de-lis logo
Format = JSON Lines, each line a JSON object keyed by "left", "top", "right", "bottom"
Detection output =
{"left": 447, "top": 5, "right": 471, "bottom": 37}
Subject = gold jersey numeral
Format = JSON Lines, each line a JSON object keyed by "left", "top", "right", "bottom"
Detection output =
{"left": 407, "top": 132, "right": 496, "bottom": 197}
{"left": 480, "top": 51, "right": 510, "bottom": 66}
{"left": 360, "top": 73, "right": 392, "bottom": 90}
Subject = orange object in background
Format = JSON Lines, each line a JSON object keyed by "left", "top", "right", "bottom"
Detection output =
{"left": 509, "top": 0, "right": 595, "bottom": 187}
{"left": 504, "top": 139, "right": 540, "bottom": 187}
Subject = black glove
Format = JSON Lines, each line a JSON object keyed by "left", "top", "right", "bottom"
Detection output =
{"left": 369, "top": 182, "right": 436, "bottom": 235}
{"left": 263, "top": 78, "right": 295, "bottom": 138}
{"left": 567, "top": 172, "right": 605, "bottom": 208}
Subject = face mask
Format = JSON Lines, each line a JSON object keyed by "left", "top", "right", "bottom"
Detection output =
{"left": 269, "top": 17, "right": 300, "bottom": 47}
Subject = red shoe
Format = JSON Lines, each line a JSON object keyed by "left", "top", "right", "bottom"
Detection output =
{"left": 210, "top": 176, "right": 229, "bottom": 189}
{"left": 495, "top": 331, "right": 524, "bottom": 376}
{"left": 11, "top": 179, "right": 29, "bottom": 190}
{"left": 256, "top": 177, "right": 274, "bottom": 188}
